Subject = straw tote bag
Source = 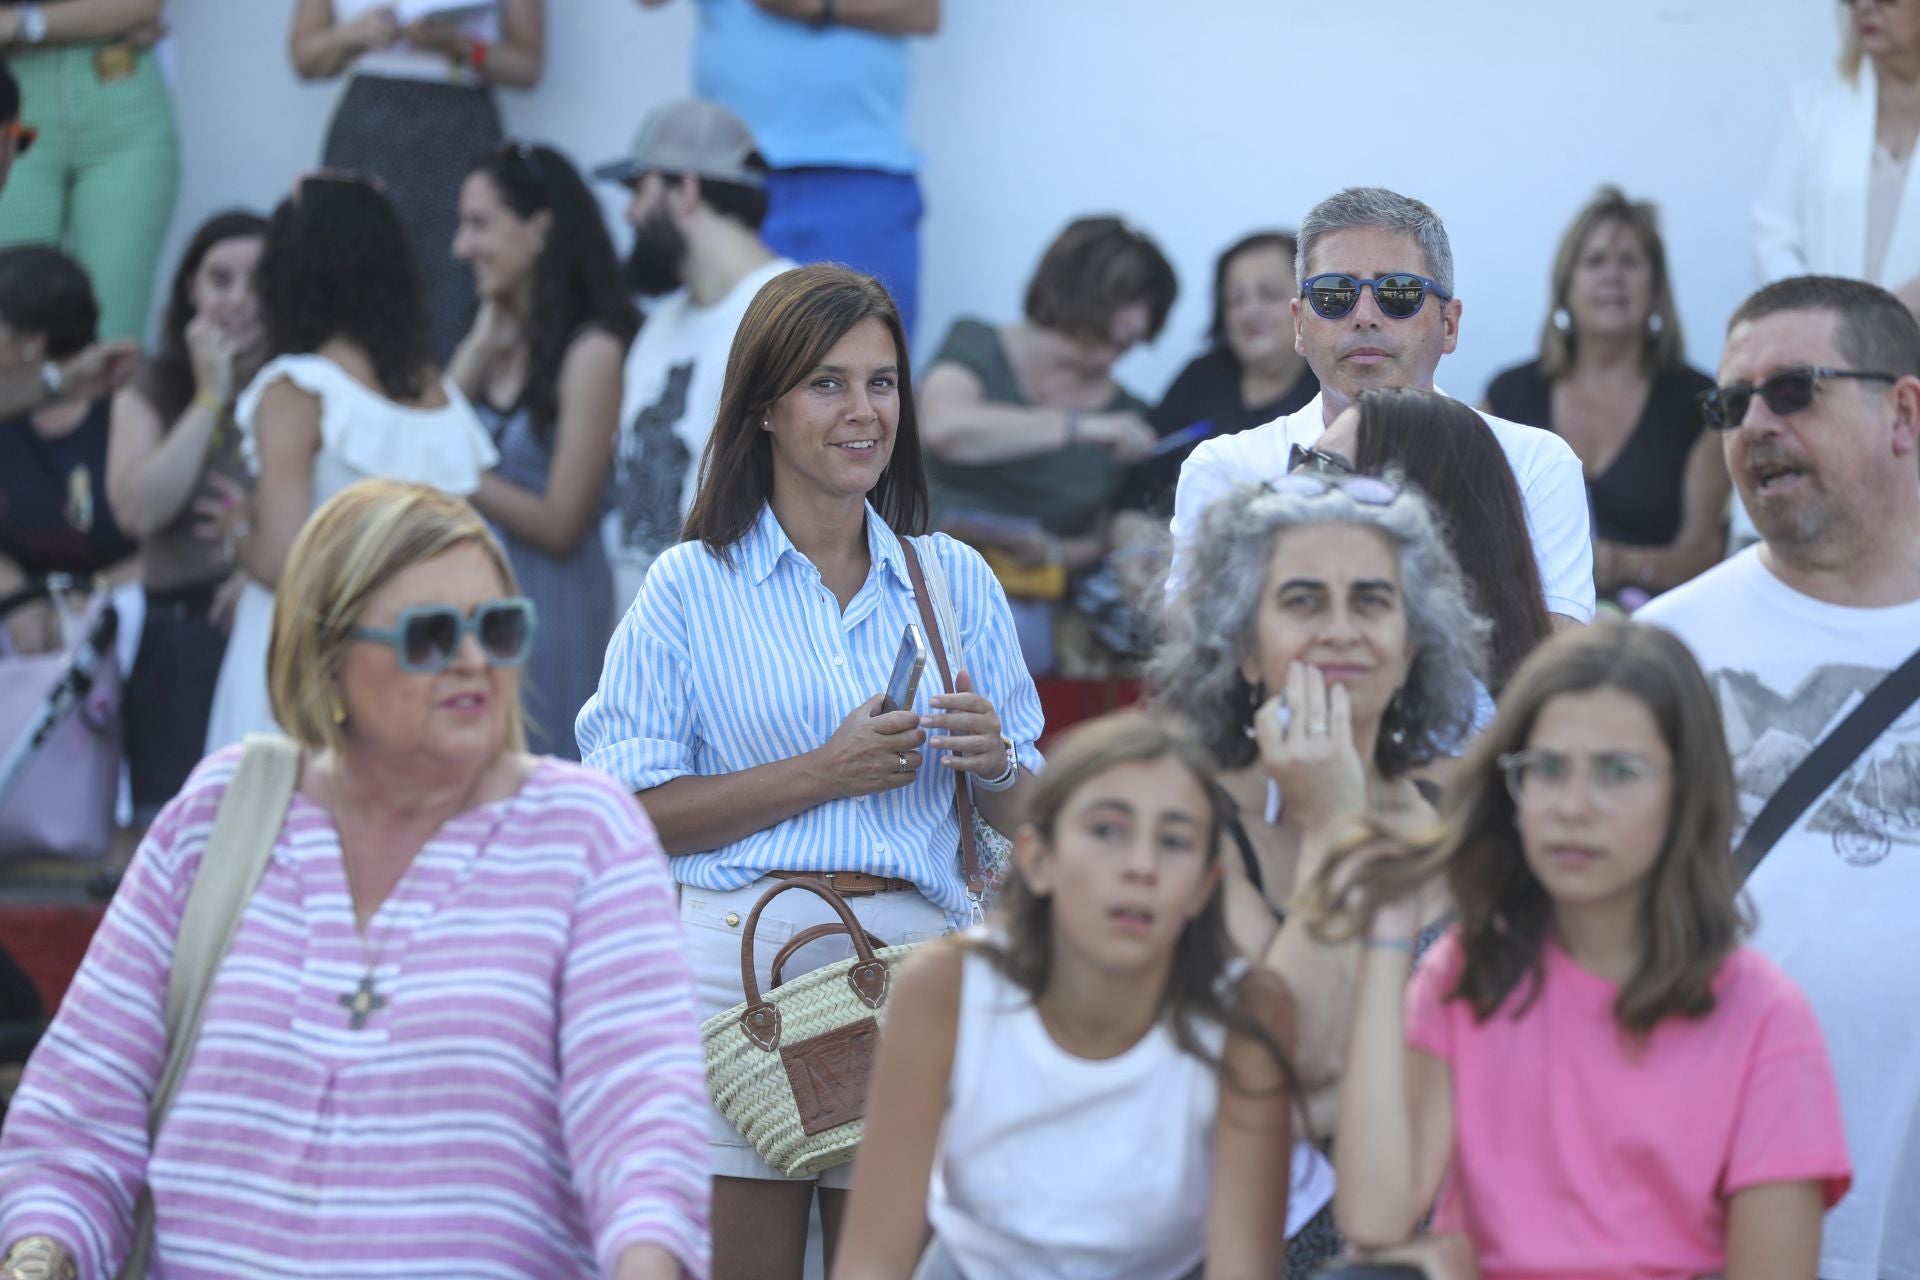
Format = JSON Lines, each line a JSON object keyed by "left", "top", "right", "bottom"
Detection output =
{"left": 700, "top": 876, "right": 921, "bottom": 1178}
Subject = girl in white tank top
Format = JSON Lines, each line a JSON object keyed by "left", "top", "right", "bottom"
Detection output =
{"left": 832, "top": 712, "right": 1299, "bottom": 1280}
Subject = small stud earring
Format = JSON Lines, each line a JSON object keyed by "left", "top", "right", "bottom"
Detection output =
{"left": 1552, "top": 307, "right": 1572, "bottom": 333}
{"left": 330, "top": 696, "right": 347, "bottom": 725}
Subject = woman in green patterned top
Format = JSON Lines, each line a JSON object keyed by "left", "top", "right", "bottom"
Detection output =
{"left": 918, "top": 216, "right": 1177, "bottom": 675}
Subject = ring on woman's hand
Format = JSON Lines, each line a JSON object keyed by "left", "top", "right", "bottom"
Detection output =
{"left": 896, "top": 752, "right": 910, "bottom": 773}
{"left": 1308, "top": 720, "right": 1329, "bottom": 736}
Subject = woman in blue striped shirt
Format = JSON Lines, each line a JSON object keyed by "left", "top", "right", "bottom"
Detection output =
{"left": 576, "top": 264, "right": 1044, "bottom": 1280}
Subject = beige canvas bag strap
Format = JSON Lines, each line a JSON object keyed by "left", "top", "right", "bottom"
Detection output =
{"left": 116, "top": 732, "right": 301, "bottom": 1279}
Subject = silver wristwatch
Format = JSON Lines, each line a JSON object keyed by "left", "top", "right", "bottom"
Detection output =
{"left": 16, "top": 3, "right": 49, "bottom": 45}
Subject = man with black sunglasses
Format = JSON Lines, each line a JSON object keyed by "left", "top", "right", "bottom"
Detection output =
{"left": 1169, "top": 186, "right": 1595, "bottom": 629}
{"left": 1640, "top": 275, "right": 1920, "bottom": 1280}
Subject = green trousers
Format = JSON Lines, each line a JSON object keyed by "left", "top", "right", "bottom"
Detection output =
{"left": 0, "top": 43, "right": 180, "bottom": 343}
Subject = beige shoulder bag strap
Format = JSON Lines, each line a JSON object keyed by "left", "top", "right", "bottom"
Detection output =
{"left": 116, "top": 733, "right": 301, "bottom": 1279}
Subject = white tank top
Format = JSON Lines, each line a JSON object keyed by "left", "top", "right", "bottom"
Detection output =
{"left": 332, "top": 0, "right": 500, "bottom": 85}
{"left": 927, "top": 947, "right": 1222, "bottom": 1280}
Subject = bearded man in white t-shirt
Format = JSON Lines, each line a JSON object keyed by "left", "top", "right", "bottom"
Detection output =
{"left": 1639, "top": 275, "right": 1920, "bottom": 1280}
{"left": 1169, "top": 186, "right": 1595, "bottom": 626}
{"left": 594, "top": 100, "right": 796, "bottom": 609}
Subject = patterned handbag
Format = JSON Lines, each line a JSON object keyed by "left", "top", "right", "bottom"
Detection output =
{"left": 701, "top": 876, "right": 919, "bottom": 1178}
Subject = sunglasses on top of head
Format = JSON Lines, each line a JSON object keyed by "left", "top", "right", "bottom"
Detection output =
{"left": 1262, "top": 472, "right": 1400, "bottom": 506}
{"left": 1287, "top": 442, "right": 1354, "bottom": 476}
{"left": 1300, "top": 272, "right": 1452, "bottom": 321}
{"left": 352, "top": 597, "right": 537, "bottom": 675}
{"left": 1697, "top": 366, "right": 1900, "bottom": 431}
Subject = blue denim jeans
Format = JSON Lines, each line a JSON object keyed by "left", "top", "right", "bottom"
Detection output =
{"left": 763, "top": 167, "right": 924, "bottom": 341}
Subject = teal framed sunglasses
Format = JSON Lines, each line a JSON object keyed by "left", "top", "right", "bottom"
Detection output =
{"left": 352, "top": 597, "right": 537, "bottom": 674}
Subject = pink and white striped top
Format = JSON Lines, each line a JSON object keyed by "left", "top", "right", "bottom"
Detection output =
{"left": 0, "top": 748, "right": 711, "bottom": 1278}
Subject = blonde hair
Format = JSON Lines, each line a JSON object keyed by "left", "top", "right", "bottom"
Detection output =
{"left": 267, "top": 479, "right": 526, "bottom": 753}
{"left": 1538, "top": 187, "right": 1685, "bottom": 378}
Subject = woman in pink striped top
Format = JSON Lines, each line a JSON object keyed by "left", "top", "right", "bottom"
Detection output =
{"left": 0, "top": 480, "right": 710, "bottom": 1279}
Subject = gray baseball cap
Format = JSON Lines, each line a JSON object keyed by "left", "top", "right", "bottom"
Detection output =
{"left": 593, "top": 100, "right": 767, "bottom": 190}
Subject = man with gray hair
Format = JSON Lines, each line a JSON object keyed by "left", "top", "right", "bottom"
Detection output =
{"left": 1640, "top": 275, "right": 1920, "bottom": 1280}
{"left": 1169, "top": 186, "right": 1594, "bottom": 626}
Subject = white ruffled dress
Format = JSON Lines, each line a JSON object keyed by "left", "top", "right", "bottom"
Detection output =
{"left": 203, "top": 355, "right": 499, "bottom": 754}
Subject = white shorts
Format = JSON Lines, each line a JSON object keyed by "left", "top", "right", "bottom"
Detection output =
{"left": 678, "top": 876, "right": 961, "bottom": 1186}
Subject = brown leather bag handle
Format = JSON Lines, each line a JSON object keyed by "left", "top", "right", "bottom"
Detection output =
{"left": 895, "top": 535, "right": 982, "bottom": 895}
{"left": 736, "top": 877, "right": 892, "bottom": 1053}
{"left": 770, "top": 923, "right": 891, "bottom": 990}
{"left": 738, "top": 876, "right": 878, "bottom": 1008}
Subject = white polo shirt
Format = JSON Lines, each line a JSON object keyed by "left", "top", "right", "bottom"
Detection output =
{"left": 1167, "top": 389, "right": 1596, "bottom": 622}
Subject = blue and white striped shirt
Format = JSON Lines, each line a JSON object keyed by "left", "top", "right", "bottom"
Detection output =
{"left": 578, "top": 503, "right": 1044, "bottom": 916}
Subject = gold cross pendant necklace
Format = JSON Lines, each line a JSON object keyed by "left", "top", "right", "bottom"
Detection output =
{"left": 339, "top": 974, "right": 387, "bottom": 1030}
{"left": 333, "top": 788, "right": 513, "bottom": 1031}
{"left": 337, "top": 858, "right": 416, "bottom": 1033}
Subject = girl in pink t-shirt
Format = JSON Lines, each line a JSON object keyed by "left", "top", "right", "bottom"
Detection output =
{"left": 1306, "top": 621, "right": 1851, "bottom": 1280}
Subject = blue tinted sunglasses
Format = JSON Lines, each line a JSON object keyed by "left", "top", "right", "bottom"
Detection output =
{"left": 352, "top": 597, "right": 537, "bottom": 674}
{"left": 1301, "top": 272, "right": 1451, "bottom": 320}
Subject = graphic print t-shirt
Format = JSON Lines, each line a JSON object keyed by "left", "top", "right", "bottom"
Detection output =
{"left": 607, "top": 258, "right": 795, "bottom": 611}
{"left": 1638, "top": 546, "right": 1920, "bottom": 1280}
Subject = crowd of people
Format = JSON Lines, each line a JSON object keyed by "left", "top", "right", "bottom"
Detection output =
{"left": 0, "top": 2, "right": 1918, "bottom": 1279}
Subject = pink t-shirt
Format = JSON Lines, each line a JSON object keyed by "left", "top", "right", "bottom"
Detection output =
{"left": 1405, "top": 929, "right": 1851, "bottom": 1280}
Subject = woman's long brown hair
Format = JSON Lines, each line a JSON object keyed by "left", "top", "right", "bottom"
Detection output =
{"left": 1351, "top": 388, "right": 1551, "bottom": 695}
{"left": 1301, "top": 622, "right": 1747, "bottom": 1036}
{"left": 682, "top": 264, "right": 928, "bottom": 559}
{"left": 972, "top": 711, "right": 1301, "bottom": 1097}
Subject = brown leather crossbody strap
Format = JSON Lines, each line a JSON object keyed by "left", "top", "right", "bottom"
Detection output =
{"left": 895, "top": 534, "right": 981, "bottom": 895}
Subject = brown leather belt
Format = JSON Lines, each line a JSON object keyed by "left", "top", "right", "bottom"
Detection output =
{"left": 767, "top": 870, "right": 916, "bottom": 897}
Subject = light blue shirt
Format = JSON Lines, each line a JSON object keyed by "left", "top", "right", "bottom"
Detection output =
{"left": 693, "top": 0, "right": 918, "bottom": 173}
{"left": 578, "top": 504, "right": 1043, "bottom": 915}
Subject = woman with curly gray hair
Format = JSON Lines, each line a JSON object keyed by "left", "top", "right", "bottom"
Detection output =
{"left": 1149, "top": 474, "right": 1488, "bottom": 1268}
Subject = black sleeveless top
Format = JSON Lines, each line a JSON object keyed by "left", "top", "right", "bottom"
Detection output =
{"left": 1484, "top": 359, "right": 1714, "bottom": 547}
{"left": 1228, "top": 778, "right": 1444, "bottom": 923}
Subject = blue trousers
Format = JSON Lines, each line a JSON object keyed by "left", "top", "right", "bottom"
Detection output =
{"left": 762, "top": 166, "right": 923, "bottom": 341}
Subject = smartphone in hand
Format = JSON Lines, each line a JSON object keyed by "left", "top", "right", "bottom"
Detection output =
{"left": 876, "top": 622, "right": 927, "bottom": 715}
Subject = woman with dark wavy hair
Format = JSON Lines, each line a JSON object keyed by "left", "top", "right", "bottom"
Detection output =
{"left": 106, "top": 210, "right": 268, "bottom": 818}
{"left": 448, "top": 141, "right": 637, "bottom": 758}
{"left": 202, "top": 174, "right": 497, "bottom": 752}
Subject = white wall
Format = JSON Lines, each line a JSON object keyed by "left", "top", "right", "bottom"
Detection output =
{"left": 159, "top": 0, "right": 1838, "bottom": 402}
